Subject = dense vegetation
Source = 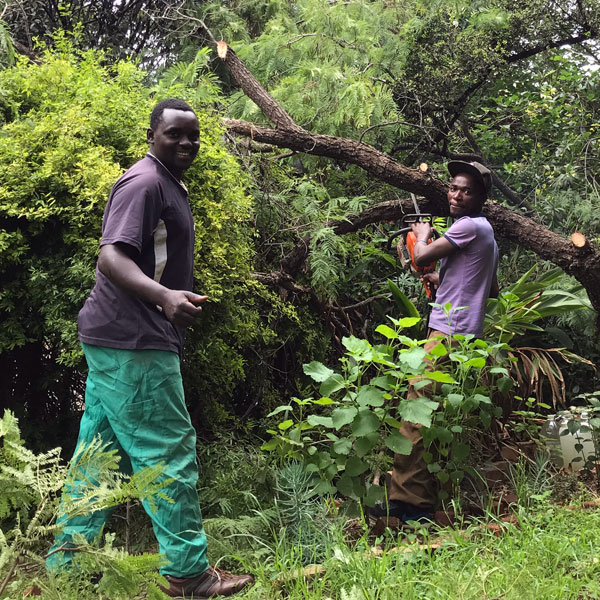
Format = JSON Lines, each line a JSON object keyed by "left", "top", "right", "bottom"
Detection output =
{"left": 0, "top": 0, "right": 600, "bottom": 597}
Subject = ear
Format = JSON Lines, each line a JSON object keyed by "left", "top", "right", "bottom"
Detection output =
{"left": 146, "top": 127, "right": 154, "bottom": 145}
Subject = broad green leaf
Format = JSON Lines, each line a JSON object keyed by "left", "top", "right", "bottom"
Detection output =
{"left": 363, "top": 485, "right": 385, "bottom": 507}
{"left": 370, "top": 375, "right": 395, "bottom": 390}
{"left": 429, "top": 341, "right": 447, "bottom": 357}
{"left": 356, "top": 386, "right": 385, "bottom": 407}
{"left": 307, "top": 415, "right": 334, "bottom": 428}
{"left": 429, "top": 426, "right": 453, "bottom": 444}
{"left": 375, "top": 324, "right": 398, "bottom": 339}
{"left": 384, "top": 431, "right": 412, "bottom": 455}
{"left": 266, "top": 405, "right": 292, "bottom": 417}
{"left": 396, "top": 317, "right": 421, "bottom": 329}
{"left": 353, "top": 479, "right": 367, "bottom": 499}
{"left": 453, "top": 442, "right": 470, "bottom": 461}
{"left": 437, "top": 471, "right": 450, "bottom": 483}
{"left": 447, "top": 393, "right": 463, "bottom": 408}
{"left": 398, "top": 347, "right": 427, "bottom": 370}
{"left": 278, "top": 419, "right": 293, "bottom": 430}
{"left": 465, "top": 357, "right": 486, "bottom": 368}
{"left": 424, "top": 371, "right": 456, "bottom": 384}
{"left": 345, "top": 456, "right": 369, "bottom": 476}
{"left": 342, "top": 336, "right": 373, "bottom": 359}
{"left": 398, "top": 398, "right": 439, "bottom": 427}
{"left": 336, "top": 474, "right": 355, "bottom": 497}
{"left": 479, "top": 410, "right": 492, "bottom": 428}
{"left": 314, "top": 480, "right": 333, "bottom": 496}
{"left": 497, "top": 377, "right": 513, "bottom": 394}
{"left": 333, "top": 437, "right": 352, "bottom": 455}
{"left": 354, "top": 432, "right": 380, "bottom": 457}
{"left": 332, "top": 406, "right": 358, "bottom": 428}
{"left": 320, "top": 374, "right": 346, "bottom": 396}
{"left": 450, "top": 470, "right": 465, "bottom": 484}
{"left": 261, "top": 439, "right": 278, "bottom": 451}
{"left": 384, "top": 415, "right": 403, "bottom": 429}
{"left": 472, "top": 393, "right": 492, "bottom": 405}
{"left": 489, "top": 367, "right": 509, "bottom": 375}
{"left": 304, "top": 361, "right": 334, "bottom": 382}
{"left": 313, "top": 397, "right": 337, "bottom": 405}
{"left": 352, "top": 409, "right": 381, "bottom": 436}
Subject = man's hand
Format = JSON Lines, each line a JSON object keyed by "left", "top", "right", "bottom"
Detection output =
{"left": 422, "top": 272, "right": 439, "bottom": 289}
{"left": 161, "top": 291, "right": 208, "bottom": 328}
{"left": 98, "top": 244, "right": 209, "bottom": 328}
{"left": 411, "top": 221, "right": 432, "bottom": 241}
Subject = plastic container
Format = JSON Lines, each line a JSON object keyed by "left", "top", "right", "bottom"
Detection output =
{"left": 542, "top": 409, "right": 597, "bottom": 471}
{"left": 540, "top": 414, "right": 563, "bottom": 467}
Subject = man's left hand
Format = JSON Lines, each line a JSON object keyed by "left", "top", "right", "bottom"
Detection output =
{"left": 411, "top": 221, "right": 432, "bottom": 241}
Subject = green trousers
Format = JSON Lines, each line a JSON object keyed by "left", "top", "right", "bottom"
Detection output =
{"left": 47, "top": 344, "right": 210, "bottom": 577}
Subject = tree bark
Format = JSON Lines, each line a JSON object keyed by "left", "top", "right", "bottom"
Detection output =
{"left": 216, "top": 42, "right": 600, "bottom": 317}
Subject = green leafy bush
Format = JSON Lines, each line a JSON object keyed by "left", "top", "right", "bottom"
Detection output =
{"left": 263, "top": 315, "right": 512, "bottom": 507}
{"left": 0, "top": 39, "right": 290, "bottom": 437}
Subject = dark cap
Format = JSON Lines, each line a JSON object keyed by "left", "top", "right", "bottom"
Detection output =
{"left": 448, "top": 160, "right": 492, "bottom": 195}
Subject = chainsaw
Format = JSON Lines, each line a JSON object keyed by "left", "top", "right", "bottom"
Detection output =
{"left": 387, "top": 194, "right": 438, "bottom": 300}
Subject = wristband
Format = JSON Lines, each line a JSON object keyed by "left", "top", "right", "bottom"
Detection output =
{"left": 415, "top": 240, "right": 428, "bottom": 245}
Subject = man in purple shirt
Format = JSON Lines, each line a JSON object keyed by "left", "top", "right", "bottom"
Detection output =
{"left": 47, "top": 99, "right": 253, "bottom": 599}
{"left": 373, "top": 161, "right": 499, "bottom": 522}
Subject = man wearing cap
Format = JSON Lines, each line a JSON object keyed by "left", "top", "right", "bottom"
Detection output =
{"left": 372, "top": 161, "right": 499, "bottom": 522}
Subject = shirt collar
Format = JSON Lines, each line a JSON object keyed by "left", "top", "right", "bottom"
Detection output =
{"left": 146, "top": 152, "right": 188, "bottom": 193}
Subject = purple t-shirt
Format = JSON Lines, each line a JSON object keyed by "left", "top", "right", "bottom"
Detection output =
{"left": 78, "top": 155, "right": 195, "bottom": 354}
{"left": 428, "top": 215, "right": 498, "bottom": 337}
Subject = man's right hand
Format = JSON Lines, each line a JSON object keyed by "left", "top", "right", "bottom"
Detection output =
{"left": 161, "top": 291, "right": 208, "bottom": 328}
{"left": 422, "top": 272, "right": 440, "bottom": 289}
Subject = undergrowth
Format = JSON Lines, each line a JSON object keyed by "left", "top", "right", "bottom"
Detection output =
{"left": 4, "top": 408, "right": 600, "bottom": 600}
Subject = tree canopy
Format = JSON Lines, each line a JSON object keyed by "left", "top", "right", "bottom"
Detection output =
{"left": 0, "top": 0, "right": 599, "bottom": 445}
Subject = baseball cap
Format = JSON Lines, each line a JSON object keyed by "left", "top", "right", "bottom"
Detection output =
{"left": 448, "top": 160, "right": 492, "bottom": 195}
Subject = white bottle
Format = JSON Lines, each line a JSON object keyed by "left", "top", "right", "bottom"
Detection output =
{"left": 559, "top": 409, "right": 596, "bottom": 471}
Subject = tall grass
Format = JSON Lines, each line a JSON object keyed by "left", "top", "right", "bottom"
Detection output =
{"left": 235, "top": 502, "right": 600, "bottom": 599}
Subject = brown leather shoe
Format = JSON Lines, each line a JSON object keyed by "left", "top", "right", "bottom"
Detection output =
{"left": 161, "top": 566, "right": 254, "bottom": 599}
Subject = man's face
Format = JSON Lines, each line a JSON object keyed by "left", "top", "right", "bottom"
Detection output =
{"left": 147, "top": 108, "right": 200, "bottom": 179}
{"left": 447, "top": 173, "right": 485, "bottom": 217}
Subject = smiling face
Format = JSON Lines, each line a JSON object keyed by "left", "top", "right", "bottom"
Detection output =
{"left": 447, "top": 173, "right": 486, "bottom": 218}
{"left": 147, "top": 108, "right": 200, "bottom": 179}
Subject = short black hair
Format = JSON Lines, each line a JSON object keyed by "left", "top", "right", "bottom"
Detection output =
{"left": 150, "top": 98, "right": 195, "bottom": 130}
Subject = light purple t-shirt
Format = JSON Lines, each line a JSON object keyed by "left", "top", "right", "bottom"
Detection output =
{"left": 78, "top": 155, "right": 195, "bottom": 354}
{"left": 428, "top": 214, "right": 498, "bottom": 337}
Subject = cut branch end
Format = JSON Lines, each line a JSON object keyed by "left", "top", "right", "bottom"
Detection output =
{"left": 216, "top": 41, "right": 228, "bottom": 59}
{"left": 571, "top": 232, "right": 589, "bottom": 252}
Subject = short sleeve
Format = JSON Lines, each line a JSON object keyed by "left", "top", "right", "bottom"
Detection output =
{"left": 100, "top": 175, "right": 163, "bottom": 254}
{"left": 443, "top": 217, "right": 477, "bottom": 249}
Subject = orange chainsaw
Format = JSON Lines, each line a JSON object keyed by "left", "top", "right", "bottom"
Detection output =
{"left": 387, "top": 194, "right": 438, "bottom": 300}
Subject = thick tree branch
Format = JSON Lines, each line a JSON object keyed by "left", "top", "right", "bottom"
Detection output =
{"left": 224, "top": 118, "right": 448, "bottom": 202}
{"left": 216, "top": 41, "right": 600, "bottom": 318}
{"left": 217, "top": 42, "right": 303, "bottom": 132}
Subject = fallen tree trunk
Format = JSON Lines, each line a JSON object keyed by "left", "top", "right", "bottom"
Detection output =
{"left": 216, "top": 42, "right": 600, "bottom": 321}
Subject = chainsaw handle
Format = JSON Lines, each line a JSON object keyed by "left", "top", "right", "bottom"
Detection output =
{"left": 386, "top": 224, "right": 440, "bottom": 251}
{"left": 386, "top": 213, "right": 435, "bottom": 251}
{"left": 386, "top": 227, "right": 412, "bottom": 250}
